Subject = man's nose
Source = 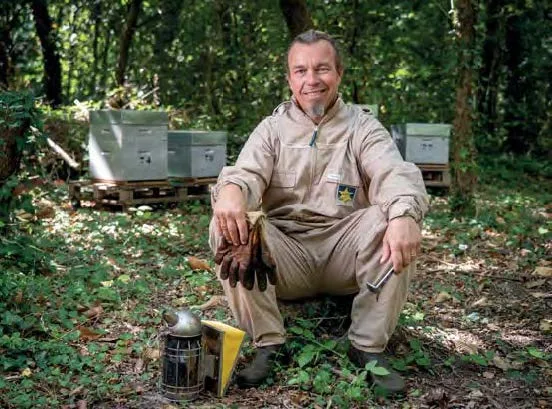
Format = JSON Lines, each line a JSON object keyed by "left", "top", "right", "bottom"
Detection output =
{"left": 305, "top": 69, "right": 320, "bottom": 84}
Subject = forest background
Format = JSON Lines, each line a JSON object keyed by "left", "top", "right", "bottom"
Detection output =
{"left": 0, "top": 0, "right": 551, "bottom": 408}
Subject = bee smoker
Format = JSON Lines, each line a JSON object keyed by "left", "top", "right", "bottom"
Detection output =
{"left": 160, "top": 309, "right": 204, "bottom": 401}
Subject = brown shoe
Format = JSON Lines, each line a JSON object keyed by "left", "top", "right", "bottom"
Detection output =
{"left": 236, "top": 344, "right": 282, "bottom": 388}
{"left": 347, "top": 346, "right": 406, "bottom": 395}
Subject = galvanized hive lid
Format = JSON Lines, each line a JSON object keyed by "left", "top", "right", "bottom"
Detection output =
{"left": 163, "top": 309, "right": 202, "bottom": 337}
{"left": 404, "top": 123, "right": 451, "bottom": 137}
{"left": 167, "top": 130, "right": 227, "bottom": 146}
{"left": 89, "top": 109, "right": 169, "bottom": 125}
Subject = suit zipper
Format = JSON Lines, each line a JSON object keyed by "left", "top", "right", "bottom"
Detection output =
{"left": 306, "top": 126, "right": 319, "bottom": 199}
{"left": 309, "top": 126, "right": 319, "bottom": 147}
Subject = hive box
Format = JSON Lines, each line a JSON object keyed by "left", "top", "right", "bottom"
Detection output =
{"left": 167, "top": 130, "right": 227, "bottom": 178}
{"left": 390, "top": 123, "right": 451, "bottom": 164}
{"left": 88, "top": 110, "right": 168, "bottom": 182}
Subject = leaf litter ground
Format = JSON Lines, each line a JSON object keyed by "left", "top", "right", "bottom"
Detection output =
{"left": 1, "top": 169, "right": 550, "bottom": 409}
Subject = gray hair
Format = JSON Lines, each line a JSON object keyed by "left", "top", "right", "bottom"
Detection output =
{"left": 286, "top": 30, "right": 344, "bottom": 73}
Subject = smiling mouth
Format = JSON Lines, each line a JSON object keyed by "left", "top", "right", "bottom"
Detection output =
{"left": 303, "top": 89, "right": 326, "bottom": 96}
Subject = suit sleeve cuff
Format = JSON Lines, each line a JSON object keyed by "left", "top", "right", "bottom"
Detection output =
{"left": 211, "top": 179, "right": 248, "bottom": 203}
{"left": 387, "top": 202, "right": 422, "bottom": 223}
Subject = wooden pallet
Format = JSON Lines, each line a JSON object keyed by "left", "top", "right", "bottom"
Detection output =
{"left": 68, "top": 178, "right": 215, "bottom": 210}
{"left": 417, "top": 163, "right": 451, "bottom": 188}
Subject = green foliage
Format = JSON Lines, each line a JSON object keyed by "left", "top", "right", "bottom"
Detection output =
{"left": 425, "top": 155, "right": 551, "bottom": 259}
{"left": 399, "top": 304, "right": 425, "bottom": 327}
{"left": 0, "top": 91, "right": 44, "bottom": 226}
{"left": 405, "top": 338, "right": 431, "bottom": 369}
{"left": 311, "top": 1, "right": 457, "bottom": 126}
{"left": 0, "top": 90, "right": 38, "bottom": 131}
{"left": 479, "top": 154, "right": 552, "bottom": 186}
{"left": 2, "top": 0, "right": 549, "bottom": 162}
{"left": 284, "top": 314, "right": 402, "bottom": 406}
{"left": 461, "top": 351, "right": 494, "bottom": 367}
{"left": 0, "top": 194, "right": 213, "bottom": 408}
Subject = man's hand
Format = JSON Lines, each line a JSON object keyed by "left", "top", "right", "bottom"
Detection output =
{"left": 214, "top": 217, "right": 277, "bottom": 291}
{"left": 380, "top": 216, "right": 421, "bottom": 273}
{"left": 213, "top": 184, "right": 248, "bottom": 245}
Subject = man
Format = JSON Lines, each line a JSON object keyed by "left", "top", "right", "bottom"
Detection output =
{"left": 209, "top": 30, "right": 428, "bottom": 394}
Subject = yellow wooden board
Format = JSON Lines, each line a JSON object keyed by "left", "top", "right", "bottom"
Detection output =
{"left": 202, "top": 320, "right": 246, "bottom": 396}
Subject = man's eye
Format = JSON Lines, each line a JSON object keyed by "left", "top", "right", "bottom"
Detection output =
{"left": 295, "top": 69, "right": 306, "bottom": 75}
{"left": 318, "top": 67, "right": 330, "bottom": 73}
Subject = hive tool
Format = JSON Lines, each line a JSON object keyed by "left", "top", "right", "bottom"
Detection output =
{"left": 366, "top": 267, "right": 395, "bottom": 299}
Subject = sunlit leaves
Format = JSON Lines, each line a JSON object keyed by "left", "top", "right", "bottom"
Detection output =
{"left": 296, "top": 344, "right": 318, "bottom": 368}
{"left": 364, "top": 360, "right": 390, "bottom": 376}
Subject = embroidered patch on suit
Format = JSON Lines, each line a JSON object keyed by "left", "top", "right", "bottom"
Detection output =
{"left": 336, "top": 184, "right": 357, "bottom": 206}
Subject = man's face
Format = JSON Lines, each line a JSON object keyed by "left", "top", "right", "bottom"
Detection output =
{"left": 287, "top": 40, "right": 342, "bottom": 120}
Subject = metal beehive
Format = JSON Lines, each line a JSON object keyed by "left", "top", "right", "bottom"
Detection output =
{"left": 167, "top": 130, "right": 227, "bottom": 178}
{"left": 88, "top": 110, "right": 168, "bottom": 182}
{"left": 391, "top": 123, "right": 451, "bottom": 165}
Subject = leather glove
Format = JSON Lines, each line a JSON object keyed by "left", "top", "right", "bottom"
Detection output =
{"left": 214, "top": 216, "right": 277, "bottom": 291}
{"left": 214, "top": 235, "right": 255, "bottom": 289}
{"left": 251, "top": 224, "right": 277, "bottom": 291}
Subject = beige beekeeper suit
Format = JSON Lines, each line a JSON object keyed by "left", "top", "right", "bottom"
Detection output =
{"left": 210, "top": 97, "right": 428, "bottom": 353}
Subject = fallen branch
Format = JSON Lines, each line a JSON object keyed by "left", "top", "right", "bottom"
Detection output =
{"left": 423, "top": 254, "right": 460, "bottom": 267}
{"left": 3, "top": 375, "right": 22, "bottom": 381}
{"left": 424, "top": 268, "right": 523, "bottom": 282}
{"left": 302, "top": 315, "right": 348, "bottom": 321}
{"left": 47, "top": 137, "right": 80, "bottom": 169}
{"left": 422, "top": 255, "right": 523, "bottom": 282}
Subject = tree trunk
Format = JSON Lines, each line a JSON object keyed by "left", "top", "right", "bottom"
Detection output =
{"left": 0, "top": 125, "right": 26, "bottom": 183}
{"left": 100, "top": 25, "right": 112, "bottom": 92}
{"left": 348, "top": 0, "right": 362, "bottom": 103}
{"left": 0, "top": 29, "right": 9, "bottom": 89}
{"left": 477, "top": 0, "right": 504, "bottom": 142}
{"left": 0, "top": 4, "right": 25, "bottom": 90}
{"left": 65, "top": 4, "right": 81, "bottom": 101}
{"left": 214, "top": 0, "right": 248, "bottom": 127}
{"left": 0, "top": 122, "right": 23, "bottom": 224}
{"left": 279, "top": 0, "right": 313, "bottom": 39}
{"left": 30, "top": 0, "right": 62, "bottom": 107}
{"left": 152, "top": 0, "right": 184, "bottom": 101}
{"left": 89, "top": 0, "right": 102, "bottom": 96}
{"left": 152, "top": 0, "right": 184, "bottom": 57}
{"left": 116, "top": 0, "right": 142, "bottom": 87}
{"left": 503, "top": 11, "right": 528, "bottom": 154}
{"left": 450, "top": 0, "right": 477, "bottom": 217}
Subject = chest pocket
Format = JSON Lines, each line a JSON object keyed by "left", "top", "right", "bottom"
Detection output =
{"left": 270, "top": 171, "right": 296, "bottom": 188}
{"left": 320, "top": 143, "right": 368, "bottom": 209}
{"left": 263, "top": 168, "right": 298, "bottom": 211}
